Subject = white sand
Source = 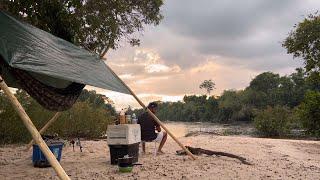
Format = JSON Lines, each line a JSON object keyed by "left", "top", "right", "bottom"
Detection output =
{"left": 0, "top": 123, "right": 319, "bottom": 179}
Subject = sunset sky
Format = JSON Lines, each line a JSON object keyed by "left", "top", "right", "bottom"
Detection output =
{"left": 89, "top": 0, "right": 320, "bottom": 110}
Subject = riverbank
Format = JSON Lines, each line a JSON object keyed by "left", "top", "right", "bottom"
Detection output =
{"left": 0, "top": 123, "right": 319, "bottom": 179}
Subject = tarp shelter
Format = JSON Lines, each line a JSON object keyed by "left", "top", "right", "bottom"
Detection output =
{"left": 0, "top": 10, "right": 195, "bottom": 180}
{"left": 0, "top": 11, "right": 130, "bottom": 111}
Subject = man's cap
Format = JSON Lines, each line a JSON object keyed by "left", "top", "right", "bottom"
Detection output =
{"left": 147, "top": 102, "right": 158, "bottom": 108}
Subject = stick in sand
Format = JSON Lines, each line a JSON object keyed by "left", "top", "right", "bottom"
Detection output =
{"left": 0, "top": 76, "right": 70, "bottom": 180}
{"left": 25, "top": 112, "right": 62, "bottom": 150}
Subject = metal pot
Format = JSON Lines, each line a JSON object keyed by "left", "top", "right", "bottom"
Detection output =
{"left": 117, "top": 156, "right": 141, "bottom": 173}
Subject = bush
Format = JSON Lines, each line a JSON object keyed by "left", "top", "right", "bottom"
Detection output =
{"left": 254, "top": 106, "right": 292, "bottom": 137}
{"left": 0, "top": 90, "right": 115, "bottom": 144}
{"left": 48, "top": 102, "right": 113, "bottom": 138}
{"left": 296, "top": 91, "right": 320, "bottom": 137}
{"left": 0, "top": 90, "right": 53, "bottom": 144}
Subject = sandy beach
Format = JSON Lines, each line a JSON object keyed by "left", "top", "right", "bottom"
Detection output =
{"left": 0, "top": 123, "right": 319, "bottom": 180}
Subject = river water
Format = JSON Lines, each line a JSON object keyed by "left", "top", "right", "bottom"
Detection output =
{"left": 164, "top": 121, "right": 255, "bottom": 138}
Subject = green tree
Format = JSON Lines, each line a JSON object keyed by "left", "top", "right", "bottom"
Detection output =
{"left": 199, "top": 79, "right": 215, "bottom": 95}
{"left": 306, "top": 71, "right": 320, "bottom": 91}
{"left": 49, "top": 101, "right": 112, "bottom": 138}
{"left": 78, "top": 89, "right": 116, "bottom": 115}
{"left": 297, "top": 91, "right": 320, "bottom": 136}
{"left": 290, "top": 68, "right": 308, "bottom": 105}
{"left": 249, "top": 72, "right": 280, "bottom": 94}
{"left": 254, "top": 106, "right": 292, "bottom": 137}
{"left": 0, "top": 89, "right": 115, "bottom": 144}
{"left": 283, "top": 13, "right": 320, "bottom": 74}
{"left": 240, "top": 88, "right": 268, "bottom": 109}
{"left": 2, "top": 0, "right": 163, "bottom": 55}
{"left": 183, "top": 95, "right": 207, "bottom": 105}
{"left": 218, "top": 90, "right": 242, "bottom": 122}
{"left": 203, "top": 96, "right": 219, "bottom": 121}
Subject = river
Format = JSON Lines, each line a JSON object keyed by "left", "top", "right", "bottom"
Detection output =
{"left": 164, "top": 121, "right": 255, "bottom": 138}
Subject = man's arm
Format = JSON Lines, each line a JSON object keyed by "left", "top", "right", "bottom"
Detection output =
{"left": 137, "top": 113, "right": 142, "bottom": 124}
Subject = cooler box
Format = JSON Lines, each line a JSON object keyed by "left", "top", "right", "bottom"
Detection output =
{"left": 32, "top": 143, "right": 63, "bottom": 168}
{"left": 107, "top": 124, "right": 141, "bottom": 145}
{"left": 107, "top": 124, "right": 141, "bottom": 165}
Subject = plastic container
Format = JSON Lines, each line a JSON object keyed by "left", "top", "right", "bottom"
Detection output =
{"left": 32, "top": 143, "right": 63, "bottom": 168}
{"left": 119, "top": 110, "right": 126, "bottom": 124}
{"left": 132, "top": 113, "right": 138, "bottom": 124}
{"left": 125, "top": 115, "right": 131, "bottom": 124}
{"left": 108, "top": 143, "right": 139, "bottom": 165}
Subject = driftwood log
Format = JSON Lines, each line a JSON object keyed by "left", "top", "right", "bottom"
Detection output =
{"left": 177, "top": 146, "right": 252, "bottom": 165}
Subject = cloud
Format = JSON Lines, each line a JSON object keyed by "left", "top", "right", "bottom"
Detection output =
{"left": 164, "top": 0, "right": 300, "bottom": 40}
{"left": 86, "top": 86, "right": 184, "bottom": 110}
{"left": 130, "top": 0, "right": 318, "bottom": 71}
{"left": 112, "top": 59, "right": 259, "bottom": 96}
{"left": 145, "top": 64, "right": 169, "bottom": 73}
{"left": 133, "top": 49, "right": 160, "bottom": 64}
{"left": 119, "top": 73, "right": 134, "bottom": 80}
{"left": 100, "top": 0, "right": 320, "bottom": 109}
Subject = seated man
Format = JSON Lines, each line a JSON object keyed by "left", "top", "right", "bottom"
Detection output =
{"left": 137, "top": 102, "right": 167, "bottom": 154}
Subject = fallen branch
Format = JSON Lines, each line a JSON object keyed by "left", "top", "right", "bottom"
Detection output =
{"left": 176, "top": 146, "right": 252, "bottom": 165}
{"left": 185, "top": 131, "right": 222, "bottom": 137}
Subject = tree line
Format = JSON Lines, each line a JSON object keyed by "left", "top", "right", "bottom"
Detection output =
{"left": 133, "top": 68, "right": 319, "bottom": 137}
{"left": 134, "top": 13, "right": 320, "bottom": 137}
{"left": 0, "top": 89, "right": 116, "bottom": 144}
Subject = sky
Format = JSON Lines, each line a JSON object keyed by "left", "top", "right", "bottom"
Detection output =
{"left": 89, "top": 0, "right": 320, "bottom": 110}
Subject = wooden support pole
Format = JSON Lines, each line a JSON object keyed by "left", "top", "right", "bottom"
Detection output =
{"left": 26, "top": 112, "right": 62, "bottom": 150}
{"left": 103, "top": 61, "right": 196, "bottom": 160}
{"left": 0, "top": 77, "right": 70, "bottom": 180}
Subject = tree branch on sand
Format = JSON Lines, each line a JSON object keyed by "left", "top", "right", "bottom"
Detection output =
{"left": 176, "top": 146, "right": 252, "bottom": 165}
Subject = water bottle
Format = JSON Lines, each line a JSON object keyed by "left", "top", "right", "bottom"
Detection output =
{"left": 132, "top": 113, "right": 137, "bottom": 124}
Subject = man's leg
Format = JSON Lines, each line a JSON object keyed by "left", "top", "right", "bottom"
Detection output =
{"left": 157, "top": 132, "right": 167, "bottom": 153}
{"left": 142, "top": 142, "right": 146, "bottom": 154}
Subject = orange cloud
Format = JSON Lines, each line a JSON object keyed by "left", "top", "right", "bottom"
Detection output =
{"left": 95, "top": 49, "right": 263, "bottom": 109}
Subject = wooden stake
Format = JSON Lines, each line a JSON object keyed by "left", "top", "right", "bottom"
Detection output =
{"left": 0, "top": 77, "right": 70, "bottom": 180}
{"left": 26, "top": 112, "right": 62, "bottom": 150}
{"left": 104, "top": 61, "right": 196, "bottom": 160}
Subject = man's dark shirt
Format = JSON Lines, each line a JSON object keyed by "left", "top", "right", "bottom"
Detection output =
{"left": 137, "top": 112, "right": 159, "bottom": 141}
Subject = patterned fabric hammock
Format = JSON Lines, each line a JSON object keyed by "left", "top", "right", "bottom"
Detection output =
{"left": 0, "top": 57, "right": 85, "bottom": 111}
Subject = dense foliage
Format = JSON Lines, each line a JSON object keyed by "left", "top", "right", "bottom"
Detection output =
{"left": 283, "top": 12, "right": 320, "bottom": 92}
{"left": 296, "top": 91, "right": 320, "bottom": 136}
{"left": 134, "top": 69, "right": 308, "bottom": 122}
{"left": 254, "top": 106, "right": 292, "bottom": 137}
{"left": 0, "top": 89, "right": 115, "bottom": 144}
{"left": 283, "top": 13, "right": 320, "bottom": 74}
{"left": 1, "top": 0, "right": 163, "bottom": 54}
{"left": 133, "top": 68, "right": 319, "bottom": 137}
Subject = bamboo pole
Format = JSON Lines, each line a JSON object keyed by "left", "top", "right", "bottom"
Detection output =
{"left": 25, "top": 112, "right": 62, "bottom": 150}
{"left": 0, "top": 77, "right": 70, "bottom": 180}
{"left": 103, "top": 60, "right": 196, "bottom": 160}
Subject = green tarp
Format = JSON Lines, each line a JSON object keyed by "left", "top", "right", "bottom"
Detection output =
{"left": 0, "top": 11, "right": 130, "bottom": 95}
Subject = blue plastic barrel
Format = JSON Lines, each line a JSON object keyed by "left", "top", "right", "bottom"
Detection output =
{"left": 32, "top": 143, "right": 63, "bottom": 167}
